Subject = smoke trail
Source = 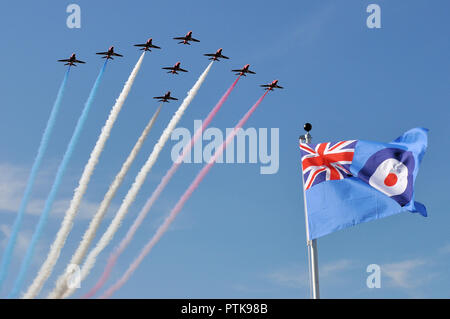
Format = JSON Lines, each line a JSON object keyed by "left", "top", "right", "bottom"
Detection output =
{"left": 85, "top": 76, "right": 241, "bottom": 297}
{"left": 62, "top": 61, "right": 213, "bottom": 299}
{"left": 8, "top": 61, "right": 108, "bottom": 298}
{"left": 97, "top": 91, "right": 269, "bottom": 299}
{"left": 0, "top": 68, "right": 70, "bottom": 289}
{"left": 22, "top": 52, "right": 146, "bottom": 299}
{"left": 48, "top": 103, "right": 163, "bottom": 299}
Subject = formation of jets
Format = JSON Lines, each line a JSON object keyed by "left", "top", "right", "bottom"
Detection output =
{"left": 58, "top": 31, "right": 283, "bottom": 101}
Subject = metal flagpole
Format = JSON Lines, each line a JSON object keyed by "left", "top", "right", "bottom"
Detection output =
{"left": 299, "top": 122, "right": 320, "bottom": 299}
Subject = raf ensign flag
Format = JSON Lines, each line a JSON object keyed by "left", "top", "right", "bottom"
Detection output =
{"left": 299, "top": 128, "right": 428, "bottom": 240}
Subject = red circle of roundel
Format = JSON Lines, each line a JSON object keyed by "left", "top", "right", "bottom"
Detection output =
{"left": 384, "top": 173, "right": 398, "bottom": 187}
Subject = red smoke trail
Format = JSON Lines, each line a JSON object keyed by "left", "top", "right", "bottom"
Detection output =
{"left": 83, "top": 76, "right": 241, "bottom": 298}
{"left": 97, "top": 90, "right": 269, "bottom": 299}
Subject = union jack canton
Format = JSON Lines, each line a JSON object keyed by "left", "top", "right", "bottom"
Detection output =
{"left": 299, "top": 140, "right": 357, "bottom": 190}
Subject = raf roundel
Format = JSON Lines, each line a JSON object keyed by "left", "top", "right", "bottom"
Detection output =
{"left": 358, "top": 148, "right": 415, "bottom": 207}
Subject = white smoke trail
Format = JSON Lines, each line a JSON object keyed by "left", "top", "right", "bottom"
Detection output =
{"left": 48, "top": 104, "right": 162, "bottom": 299}
{"left": 23, "top": 52, "right": 146, "bottom": 299}
{"left": 61, "top": 61, "right": 213, "bottom": 299}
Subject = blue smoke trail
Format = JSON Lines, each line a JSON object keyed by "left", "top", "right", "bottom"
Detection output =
{"left": 9, "top": 61, "right": 108, "bottom": 298}
{"left": 0, "top": 68, "right": 71, "bottom": 289}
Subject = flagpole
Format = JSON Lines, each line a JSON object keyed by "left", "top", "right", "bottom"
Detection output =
{"left": 299, "top": 122, "right": 320, "bottom": 299}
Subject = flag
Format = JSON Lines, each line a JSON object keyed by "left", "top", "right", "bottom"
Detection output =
{"left": 299, "top": 128, "right": 428, "bottom": 240}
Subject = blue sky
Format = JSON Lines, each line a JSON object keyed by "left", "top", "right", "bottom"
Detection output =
{"left": 0, "top": 0, "right": 449, "bottom": 298}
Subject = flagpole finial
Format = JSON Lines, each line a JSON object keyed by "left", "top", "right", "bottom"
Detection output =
{"left": 304, "top": 122, "right": 312, "bottom": 132}
{"left": 299, "top": 123, "right": 312, "bottom": 144}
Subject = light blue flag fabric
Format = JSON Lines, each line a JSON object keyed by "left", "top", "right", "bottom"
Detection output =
{"left": 300, "top": 128, "right": 428, "bottom": 240}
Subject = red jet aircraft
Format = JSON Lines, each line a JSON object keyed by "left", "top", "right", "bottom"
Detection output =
{"left": 134, "top": 38, "right": 161, "bottom": 51}
{"left": 173, "top": 31, "right": 200, "bottom": 45}
{"left": 96, "top": 46, "right": 123, "bottom": 60}
{"left": 162, "top": 62, "right": 188, "bottom": 74}
{"left": 204, "top": 48, "right": 229, "bottom": 61}
{"left": 260, "top": 80, "right": 284, "bottom": 91}
{"left": 153, "top": 91, "right": 178, "bottom": 103}
{"left": 232, "top": 64, "right": 256, "bottom": 76}
{"left": 58, "top": 53, "right": 86, "bottom": 66}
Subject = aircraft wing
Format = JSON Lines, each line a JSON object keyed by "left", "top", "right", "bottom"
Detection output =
{"left": 203, "top": 53, "right": 215, "bottom": 57}
{"left": 153, "top": 96, "right": 164, "bottom": 100}
{"left": 220, "top": 55, "right": 230, "bottom": 59}
{"left": 151, "top": 45, "right": 161, "bottom": 49}
{"left": 260, "top": 84, "right": 270, "bottom": 87}
{"left": 191, "top": 38, "right": 200, "bottom": 42}
{"left": 168, "top": 97, "right": 178, "bottom": 100}
{"left": 173, "top": 37, "right": 186, "bottom": 40}
{"left": 162, "top": 67, "right": 174, "bottom": 70}
{"left": 179, "top": 68, "right": 188, "bottom": 72}
{"left": 112, "top": 53, "right": 123, "bottom": 57}
{"left": 134, "top": 44, "right": 147, "bottom": 47}
{"left": 58, "top": 59, "right": 70, "bottom": 62}
{"left": 275, "top": 85, "right": 284, "bottom": 89}
{"left": 96, "top": 52, "right": 109, "bottom": 55}
{"left": 74, "top": 59, "right": 86, "bottom": 64}
{"left": 247, "top": 70, "right": 256, "bottom": 74}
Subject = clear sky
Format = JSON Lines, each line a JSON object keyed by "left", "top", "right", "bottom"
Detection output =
{"left": 0, "top": 0, "right": 448, "bottom": 298}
